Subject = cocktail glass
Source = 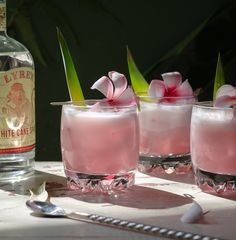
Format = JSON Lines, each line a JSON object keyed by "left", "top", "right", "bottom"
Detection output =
{"left": 191, "top": 102, "right": 236, "bottom": 194}
{"left": 138, "top": 96, "right": 196, "bottom": 175}
{"left": 60, "top": 100, "right": 139, "bottom": 193}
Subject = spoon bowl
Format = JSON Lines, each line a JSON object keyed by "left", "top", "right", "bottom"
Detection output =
{"left": 26, "top": 200, "right": 66, "bottom": 217}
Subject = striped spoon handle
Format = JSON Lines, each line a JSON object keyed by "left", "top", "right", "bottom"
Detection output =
{"left": 67, "top": 212, "right": 223, "bottom": 240}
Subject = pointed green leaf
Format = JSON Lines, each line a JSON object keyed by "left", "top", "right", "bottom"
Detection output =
{"left": 213, "top": 53, "right": 225, "bottom": 100}
{"left": 57, "top": 28, "right": 84, "bottom": 101}
{"left": 127, "top": 46, "right": 149, "bottom": 95}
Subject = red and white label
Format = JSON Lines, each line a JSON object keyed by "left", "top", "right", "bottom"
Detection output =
{"left": 0, "top": 67, "right": 35, "bottom": 154}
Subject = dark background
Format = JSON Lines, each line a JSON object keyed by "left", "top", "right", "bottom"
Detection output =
{"left": 7, "top": 0, "right": 236, "bottom": 161}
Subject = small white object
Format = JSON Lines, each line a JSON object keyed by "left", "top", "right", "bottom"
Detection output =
{"left": 181, "top": 201, "right": 204, "bottom": 223}
{"left": 29, "top": 181, "right": 48, "bottom": 202}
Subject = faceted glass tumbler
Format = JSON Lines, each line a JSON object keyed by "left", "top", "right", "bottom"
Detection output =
{"left": 60, "top": 100, "right": 139, "bottom": 193}
{"left": 138, "top": 96, "right": 196, "bottom": 175}
{"left": 191, "top": 102, "right": 236, "bottom": 195}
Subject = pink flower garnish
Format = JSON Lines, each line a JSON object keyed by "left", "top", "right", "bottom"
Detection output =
{"left": 148, "top": 72, "right": 194, "bottom": 100}
{"left": 91, "top": 71, "right": 137, "bottom": 107}
{"left": 214, "top": 84, "right": 236, "bottom": 108}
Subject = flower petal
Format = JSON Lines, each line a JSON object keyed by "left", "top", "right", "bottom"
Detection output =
{"left": 216, "top": 84, "right": 236, "bottom": 98}
{"left": 161, "top": 72, "right": 182, "bottom": 90}
{"left": 90, "top": 99, "right": 110, "bottom": 111}
{"left": 116, "top": 87, "right": 138, "bottom": 106}
{"left": 181, "top": 202, "right": 204, "bottom": 223}
{"left": 91, "top": 76, "right": 113, "bottom": 100}
{"left": 148, "top": 80, "right": 166, "bottom": 97}
{"left": 172, "top": 79, "right": 194, "bottom": 97}
{"left": 108, "top": 71, "right": 127, "bottom": 99}
{"left": 214, "top": 95, "right": 236, "bottom": 108}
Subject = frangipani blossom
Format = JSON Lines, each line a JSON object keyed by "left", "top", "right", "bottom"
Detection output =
{"left": 91, "top": 71, "right": 137, "bottom": 107}
{"left": 214, "top": 84, "right": 236, "bottom": 108}
{"left": 148, "top": 72, "right": 194, "bottom": 100}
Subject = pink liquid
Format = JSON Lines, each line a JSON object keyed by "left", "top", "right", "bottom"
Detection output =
{"left": 61, "top": 106, "right": 139, "bottom": 175}
{"left": 191, "top": 107, "right": 236, "bottom": 175}
{"left": 139, "top": 102, "right": 192, "bottom": 156}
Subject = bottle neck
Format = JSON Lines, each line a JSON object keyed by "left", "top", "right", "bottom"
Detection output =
{"left": 0, "top": 0, "right": 7, "bottom": 33}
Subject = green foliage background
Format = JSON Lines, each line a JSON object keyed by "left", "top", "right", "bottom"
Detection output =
{"left": 6, "top": 0, "right": 236, "bottom": 161}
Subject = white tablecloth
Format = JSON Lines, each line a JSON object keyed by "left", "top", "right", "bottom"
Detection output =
{"left": 0, "top": 161, "right": 235, "bottom": 240}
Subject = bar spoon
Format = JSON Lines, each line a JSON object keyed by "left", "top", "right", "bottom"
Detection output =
{"left": 26, "top": 200, "right": 223, "bottom": 240}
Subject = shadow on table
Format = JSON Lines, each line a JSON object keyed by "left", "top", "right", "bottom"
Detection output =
{"left": 0, "top": 170, "right": 66, "bottom": 196}
{"left": 72, "top": 185, "right": 193, "bottom": 209}
{"left": 204, "top": 191, "right": 236, "bottom": 201}
{"left": 1, "top": 169, "right": 235, "bottom": 207}
{"left": 0, "top": 170, "right": 192, "bottom": 209}
{"left": 141, "top": 170, "right": 196, "bottom": 185}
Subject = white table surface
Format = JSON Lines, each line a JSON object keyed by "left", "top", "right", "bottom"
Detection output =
{"left": 0, "top": 161, "right": 235, "bottom": 240}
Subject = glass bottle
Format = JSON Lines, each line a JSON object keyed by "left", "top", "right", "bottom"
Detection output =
{"left": 0, "top": 0, "right": 35, "bottom": 180}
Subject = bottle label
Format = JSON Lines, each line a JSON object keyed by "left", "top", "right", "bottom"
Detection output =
{"left": 0, "top": 2, "right": 6, "bottom": 31}
{"left": 0, "top": 67, "right": 35, "bottom": 154}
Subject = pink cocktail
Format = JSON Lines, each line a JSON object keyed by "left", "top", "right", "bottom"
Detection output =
{"left": 191, "top": 102, "right": 236, "bottom": 194}
{"left": 60, "top": 100, "right": 139, "bottom": 192}
{"left": 139, "top": 96, "right": 195, "bottom": 175}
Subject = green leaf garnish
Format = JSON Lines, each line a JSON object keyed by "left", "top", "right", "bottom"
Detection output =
{"left": 213, "top": 53, "right": 225, "bottom": 100}
{"left": 127, "top": 46, "right": 149, "bottom": 95}
{"left": 57, "top": 28, "right": 84, "bottom": 102}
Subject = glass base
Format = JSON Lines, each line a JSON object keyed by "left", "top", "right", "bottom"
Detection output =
{"left": 194, "top": 167, "right": 236, "bottom": 194}
{"left": 138, "top": 153, "right": 192, "bottom": 176}
{"left": 64, "top": 168, "right": 136, "bottom": 193}
{"left": 0, "top": 150, "right": 35, "bottom": 181}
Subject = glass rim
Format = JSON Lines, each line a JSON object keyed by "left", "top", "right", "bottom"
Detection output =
{"left": 139, "top": 95, "right": 196, "bottom": 100}
{"left": 61, "top": 99, "right": 138, "bottom": 110}
{"left": 193, "top": 101, "right": 235, "bottom": 110}
{"left": 138, "top": 95, "right": 196, "bottom": 105}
